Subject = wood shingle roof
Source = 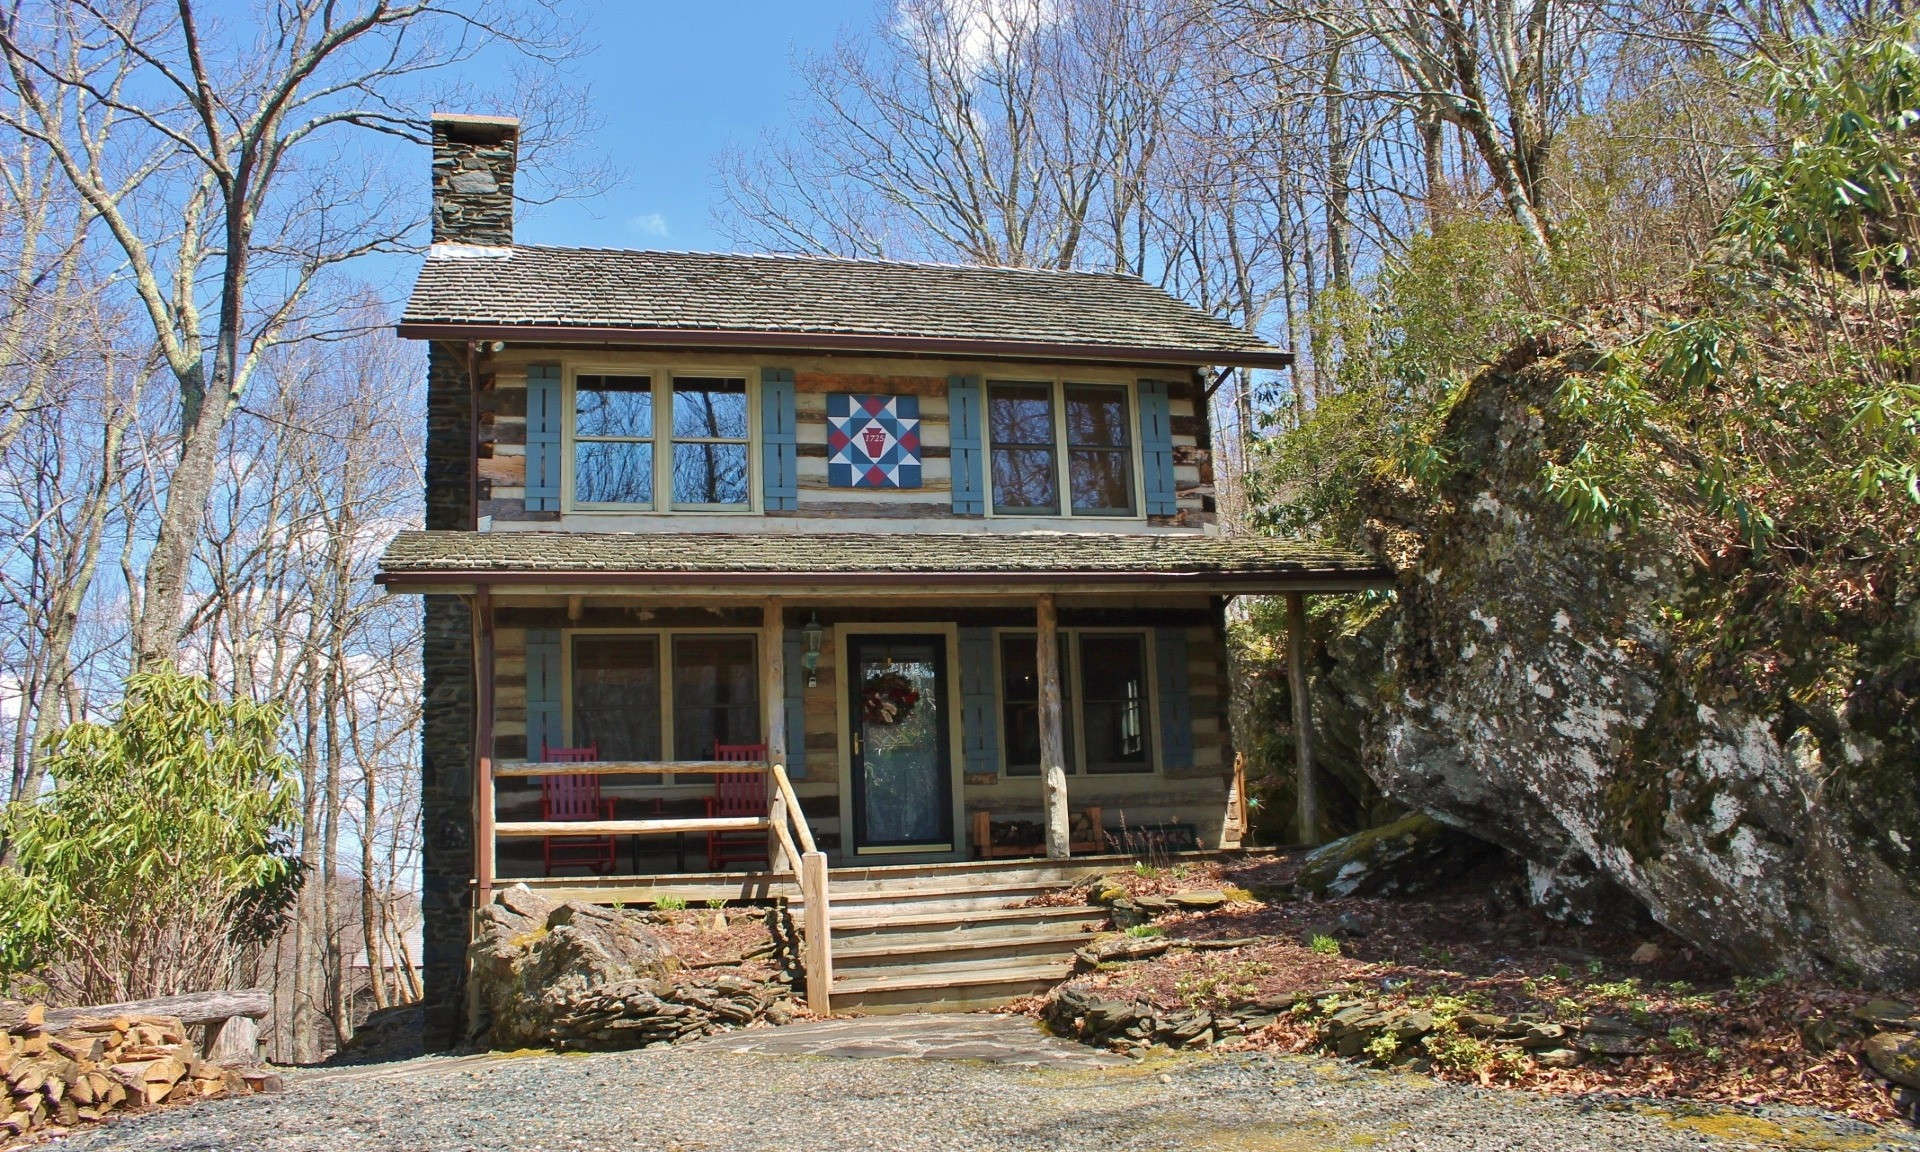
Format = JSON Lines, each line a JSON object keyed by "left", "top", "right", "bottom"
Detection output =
{"left": 398, "top": 246, "right": 1289, "bottom": 367}
{"left": 376, "top": 531, "right": 1389, "bottom": 590}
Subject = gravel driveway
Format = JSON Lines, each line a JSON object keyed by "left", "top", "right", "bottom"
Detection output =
{"left": 47, "top": 1016, "right": 1920, "bottom": 1152}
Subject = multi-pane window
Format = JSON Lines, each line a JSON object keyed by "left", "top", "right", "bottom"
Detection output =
{"left": 987, "top": 380, "right": 1138, "bottom": 516}
{"left": 573, "top": 375, "right": 655, "bottom": 506}
{"left": 566, "top": 633, "right": 760, "bottom": 778}
{"left": 671, "top": 635, "right": 760, "bottom": 757}
{"left": 999, "top": 631, "right": 1152, "bottom": 776}
{"left": 999, "top": 634, "right": 1072, "bottom": 777}
{"left": 1064, "top": 385, "right": 1135, "bottom": 515}
{"left": 570, "top": 634, "right": 663, "bottom": 759}
{"left": 670, "top": 376, "right": 750, "bottom": 507}
{"left": 987, "top": 382, "right": 1059, "bottom": 514}
{"left": 570, "top": 373, "right": 750, "bottom": 510}
{"left": 1078, "top": 634, "right": 1151, "bottom": 773}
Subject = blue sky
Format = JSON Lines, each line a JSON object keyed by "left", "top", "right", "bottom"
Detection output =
{"left": 519, "top": 1, "right": 875, "bottom": 252}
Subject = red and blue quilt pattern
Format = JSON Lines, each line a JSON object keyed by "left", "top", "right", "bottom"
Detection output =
{"left": 827, "top": 394, "right": 922, "bottom": 488}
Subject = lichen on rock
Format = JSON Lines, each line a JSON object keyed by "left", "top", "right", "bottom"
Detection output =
{"left": 1341, "top": 325, "right": 1920, "bottom": 987}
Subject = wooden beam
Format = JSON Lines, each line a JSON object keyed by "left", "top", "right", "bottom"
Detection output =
{"left": 1037, "top": 594, "right": 1070, "bottom": 860}
{"left": 495, "top": 816, "right": 770, "bottom": 838}
{"left": 473, "top": 588, "right": 497, "bottom": 908}
{"left": 493, "top": 759, "right": 767, "bottom": 777}
{"left": 1287, "top": 590, "right": 1320, "bottom": 846}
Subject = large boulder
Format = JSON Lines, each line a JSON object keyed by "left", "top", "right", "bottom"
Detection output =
{"left": 466, "top": 886, "right": 791, "bottom": 1050}
{"left": 1341, "top": 329, "right": 1920, "bottom": 986}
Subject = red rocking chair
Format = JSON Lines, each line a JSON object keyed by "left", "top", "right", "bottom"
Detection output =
{"left": 540, "top": 743, "right": 617, "bottom": 876}
{"left": 705, "top": 743, "right": 769, "bottom": 871}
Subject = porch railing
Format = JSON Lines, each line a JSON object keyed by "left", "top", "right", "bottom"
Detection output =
{"left": 489, "top": 758, "right": 832, "bottom": 1015}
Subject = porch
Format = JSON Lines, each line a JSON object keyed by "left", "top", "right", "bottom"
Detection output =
{"left": 377, "top": 529, "right": 1392, "bottom": 1011}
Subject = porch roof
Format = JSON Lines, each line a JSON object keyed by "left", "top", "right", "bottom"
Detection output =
{"left": 374, "top": 530, "right": 1391, "bottom": 593}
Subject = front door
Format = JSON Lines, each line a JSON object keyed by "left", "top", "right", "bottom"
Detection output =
{"left": 847, "top": 633, "right": 953, "bottom": 852}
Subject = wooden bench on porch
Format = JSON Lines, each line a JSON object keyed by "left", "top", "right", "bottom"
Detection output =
{"left": 969, "top": 806, "right": 1106, "bottom": 859}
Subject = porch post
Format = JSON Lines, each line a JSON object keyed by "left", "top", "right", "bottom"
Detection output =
{"left": 1037, "top": 594, "right": 1070, "bottom": 859}
{"left": 762, "top": 598, "right": 789, "bottom": 872}
{"left": 471, "top": 587, "right": 497, "bottom": 908}
{"left": 1286, "top": 590, "right": 1320, "bottom": 846}
{"left": 763, "top": 598, "right": 787, "bottom": 768}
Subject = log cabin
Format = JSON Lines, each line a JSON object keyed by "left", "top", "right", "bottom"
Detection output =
{"left": 380, "top": 113, "right": 1390, "bottom": 1043}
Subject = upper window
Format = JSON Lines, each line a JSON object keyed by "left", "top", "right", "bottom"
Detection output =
{"left": 988, "top": 382, "right": 1059, "bottom": 514}
{"left": 574, "top": 375, "right": 655, "bottom": 506}
{"left": 570, "top": 372, "right": 751, "bottom": 511}
{"left": 987, "top": 380, "right": 1138, "bottom": 517}
{"left": 670, "top": 377, "right": 750, "bottom": 507}
{"left": 1064, "top": 385, "right": 1135, "bottom": 516}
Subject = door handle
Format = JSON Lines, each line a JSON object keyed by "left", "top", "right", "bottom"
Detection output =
{"left": 852, "top": 731, "right": 861, "bottom": 756}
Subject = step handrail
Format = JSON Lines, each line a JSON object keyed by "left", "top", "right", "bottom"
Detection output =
{"left": 769, "top": 763, "right": 816, "bottom": 856}
{"left": 768, "top": 763, "right": 830, "bottom": 1014}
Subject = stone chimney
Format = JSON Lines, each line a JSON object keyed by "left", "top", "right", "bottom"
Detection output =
{"left": 430, "top": 112, "right": 519, "bottom": 246}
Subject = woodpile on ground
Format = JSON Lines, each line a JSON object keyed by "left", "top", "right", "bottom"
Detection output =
{"left": 1, "top": 995, "right": 279, "bottom": 1143}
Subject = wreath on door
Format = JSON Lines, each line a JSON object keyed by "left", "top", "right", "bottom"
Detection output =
{"left": 861, "top": 670, "right": 920, "bottom": 725}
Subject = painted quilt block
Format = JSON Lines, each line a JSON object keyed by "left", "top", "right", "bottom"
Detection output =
{"left": 827, "top": 394, "right": 922, "bottom": 488}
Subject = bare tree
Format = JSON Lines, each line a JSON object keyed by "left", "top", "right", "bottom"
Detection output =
{"left": 0, "top": 0, "right": 588, "bottom": 670}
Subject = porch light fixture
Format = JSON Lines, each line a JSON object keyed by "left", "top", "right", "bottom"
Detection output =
{"left": 801, "top": 613, "right": 824, "bottom": 687}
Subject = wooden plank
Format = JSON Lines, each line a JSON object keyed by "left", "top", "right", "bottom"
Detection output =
{"left": 1287, "top": 590, "right": 1319, "bottom": 845}
{"left": 802, "top": 850, "right": 832, "bottom": 1015}
{"left": 495, "top": 817, "right": 769, "bottom": 837}
{"left": 494, "top": 759, "right": 767, "bottom": 777}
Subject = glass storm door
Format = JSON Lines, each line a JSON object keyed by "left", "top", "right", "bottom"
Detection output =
{"left": 847, "top": 634, "right": 952, "bottom": 852}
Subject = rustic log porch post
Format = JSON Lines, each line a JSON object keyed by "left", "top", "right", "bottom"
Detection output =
{"left": 763, "top": 598, "right": 789, "bottom": 873}
{"left": 1037, "top": 594, "right": 1070, "bottom": 859}
{"left": 471, "top": 586, "right": 497, "bottom": 908}
{"left": 1287, "top": 590, "right": 1320, "bottom": 846}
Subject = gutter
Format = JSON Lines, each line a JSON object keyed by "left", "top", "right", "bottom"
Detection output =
{"left": 393, "top": 322, "right": 1296, "bottom": 371}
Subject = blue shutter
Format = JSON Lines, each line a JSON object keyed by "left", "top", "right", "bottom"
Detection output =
{"left": 762, "top": 368, "right": 797, "bottom": 511}
{"left": 525, "top": 363, "right": 562, "bottom": 512}
{"left": 1138, "top": 379, "right": 1176, "bottom": 517}
{"left": 948, "top": 374, "right": 984, "bottom": 515}
{"left": 782, "top": 628, "right": 807, "bottom": 779}
{"left": 958, "top": 627, "right": 1000, "bottom": 779}
{"left": 526, "top": 628, "right": 563, "bottom": 760}
{"left": 1154, "top": 628, "right": 1193, "bottom": 771}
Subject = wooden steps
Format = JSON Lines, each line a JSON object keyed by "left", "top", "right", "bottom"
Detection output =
{"left": 829, "top": 959, "right": 1076, "bottom": 1011}
{"left": 811, "top": 863, "right": 1107, "bottom": 1014}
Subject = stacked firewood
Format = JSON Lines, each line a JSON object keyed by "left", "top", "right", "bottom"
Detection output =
{"left": 1, "top": 1004, "right": 276, "bottom": 1140}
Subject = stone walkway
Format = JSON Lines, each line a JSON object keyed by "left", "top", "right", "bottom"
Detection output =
{"left": 688, "top": 1012, "right": 1129, "bottom": 1068}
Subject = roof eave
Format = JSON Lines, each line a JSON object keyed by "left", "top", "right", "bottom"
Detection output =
{"left": 374, "top": 567, "right": 1392, "bottom": 592}
{"left": 391, "top": 321, "right": 1295, "bottom": 370}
